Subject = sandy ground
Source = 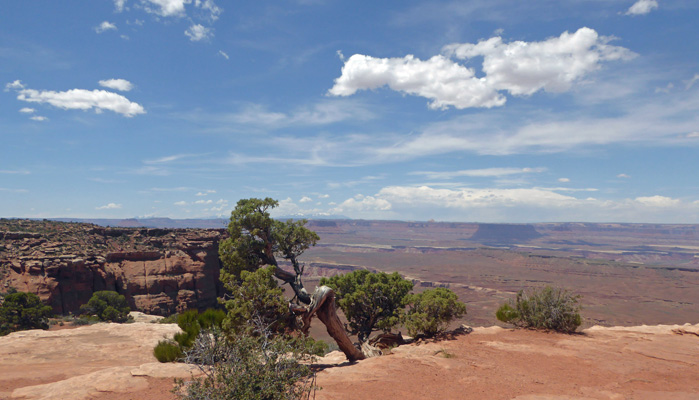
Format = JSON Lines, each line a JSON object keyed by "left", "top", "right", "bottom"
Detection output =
{"left": 2, "top": 321, "right": 697, "bottom": 400}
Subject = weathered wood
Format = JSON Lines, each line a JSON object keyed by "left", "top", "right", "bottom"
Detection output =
{"left": 301, "top": 286, "right": 366, "bottom": 362}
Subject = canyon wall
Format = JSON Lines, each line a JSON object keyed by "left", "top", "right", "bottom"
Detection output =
{"left": 0, "top": 221, "right": 226, "bottom": 315}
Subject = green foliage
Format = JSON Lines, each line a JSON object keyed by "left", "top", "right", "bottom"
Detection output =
{"left": 222, "top": 266, "right": 289, "bottom": 337}
{"left": 403, "top": 288, "right": 467, "bottom": 338}
{"left": 495, "top": 286, "right": 582, "bottom": 333}
{"left": 154, "top": 340, "right": 183, "bottom": 362}
{"left": 320, "top": 269, "right": 413, "bottom": 342}
{"left": 154, "top": 308, "right": 226, "bottom": 363}
{"left": 218, "top": 197, "right": 319, "bottom": 280}
{"left": 80, "top": 291, "right": 131, "bottom": 322}
{"left": 0, "top": 291, "right": 53, "bottom": 336}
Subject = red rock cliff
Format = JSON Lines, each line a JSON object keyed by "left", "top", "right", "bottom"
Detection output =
{"left": 0, "top": 220, "right": 227, "bottom": 315}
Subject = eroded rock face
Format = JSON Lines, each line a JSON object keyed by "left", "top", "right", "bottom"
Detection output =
{"left": 0, "top": 219, "right": 226, "bottom": 315}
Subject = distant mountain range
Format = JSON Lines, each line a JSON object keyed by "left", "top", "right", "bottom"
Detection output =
{"left": 48, "top": 214, "right": 350, "bottom": 229}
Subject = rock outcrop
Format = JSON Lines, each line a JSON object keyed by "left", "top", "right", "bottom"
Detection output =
{"left": 0, "top": 219, "right": 226, "bottom": 315}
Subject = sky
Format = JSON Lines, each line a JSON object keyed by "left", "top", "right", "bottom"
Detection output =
{"left": 2, "top": 0, "right": 699, "bottom": 223}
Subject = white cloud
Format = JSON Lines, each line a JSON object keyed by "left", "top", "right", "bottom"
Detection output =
{"left": 30, "top": 116, "right": 48, "bottom": 121}
{"left": 684, "top": 73, "right": 699, "bottom": 90}
{"left": 380, "top": 186, "right": 578, "bottom": 209}
{"left": 332, "top": 195, "right": 392, "bottom": 213}
{"left": 114, "top": 0, "right": 127, "bottom": 12}
{"left": 443, "top": 27, "right": 636, "bottom": 96}
{"left": 185, "top": 24, "right": 212, "bottom": 41}
{"left": 318, "top": 194, "right": 330, "bottom": 199}
{"left": 655, "top": 82, "right": 674, "bottom": 94}
{"left": 558, "top": 178, "right": 570, "bottom": 183}
{"left": 5, "top": 80, "right": 24, "bottom": 91}
{"left": 174, "top": 201, "right": 188, "bottom": 206}
{"left": 195, "top": 190, "right": 216, "bottom": 196}
{"left": 330, "top": 28, "right": 635, "bottom": 110}
{"left": 99, "top": 79, "right": 134, "bottom": 92}
{"left": 143, "top": 0, "right": 188, "bottom": 17}
{"left": 19, "top": 107, "right": 35, "bottom": 113}
{"left": 687, "top": 132, "right": 699, "bottom": 138}
{"left": 617, "top": 173, "right": 631, "bottom": 178}
{"left": 411, "top": 167, "right": 545, "bottom": 180}
{"left": 195, "top": 199, "right": 213, "bottom": 204}
{"left": 634, "top": 195, "right": 680, "bottom": 207}
{"left": 332, "top": 186, "right": 694, "bottom": 222}
{"left": 218, "top": 50, "right": 229, "bottom": 60}
{"left": 7, "top": 80, "right": 145, "bottom": 117}
{"left": 625, "top": 0, "right": 658, "bottom": 16}
{"left": 0, "top": 169, "right": 30, "bottom": 175}
{"left": 329, "top": 54, "right": 504, "bottom": 110}
{"left": 227, "top": 100, "right": 375, "bottom": 128}
{"left": 299, "top": 196, "right": 312, "bottom": 203}
{"left": 95, "top": 21, "right": 117, "bottom": 33}
{"left": 96, "top": 203, "right": 122, "bottom": 210}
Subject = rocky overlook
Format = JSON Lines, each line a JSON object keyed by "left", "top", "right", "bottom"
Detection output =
{"left": 0, "top": 219, "right": 226, "bottom": 315}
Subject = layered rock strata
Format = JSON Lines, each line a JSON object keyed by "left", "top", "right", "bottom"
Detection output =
{"left": 0, "top": 219, "right": 226, "bottom": 315}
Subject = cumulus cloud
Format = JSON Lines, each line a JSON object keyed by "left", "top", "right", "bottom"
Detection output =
{"left": 634, "top": 195, "right": 680, "bottom": 207}
{"left": 30, "top": 116, "right": 48, "bottom": 121}
{"left": 332, "top": 195, "right": 392, "bottom": 213}
{"left": 299, "top": 196, "right": 313, "bottom": 203}
{"left": 195, "top": 190, "right": 216, "bottom": 196}
{"left": 185, "top": 24, "right": 212, "bottom": 41}
{"left": 99, "top": 79, "right": 134, "bottom": 92}
{"left": 95, "top": 21, "right": 117, "bottom": 33}
{"left": 6, "top": 80, "right": 145, "bottom": 117}
{"left": 19, "top": 107, "right": 35, "bottom": 113}
{"left": 558, "top": 178, "right": 570, "bottom": 183}
{"left": 617, "top": 173, "right": 631, "bottom": 178}
{"left": 141, "top": 0, "right": 221, "bottom": 20}
{"left": 379, "top": 186, "right": 578, "bottom": 209}
{"left": 329, "top": 54, "right": 504, "bottom": 110}
{"left": 174, "top": 201, "right": 188, "bottom": 206}
{"left": 332, "top": 186, "right": 695, "bottom": 222}
{"left": 195, "top": 199, "right": 213, "bottom": 204}
{"left": 625, "top": 0, "right": 658, "bottom": 15}
{"left": 96, "top": 203, "right": 122, "bottom": 210}
{"left": 330, "top": 28, "right": 635, "bottom": 110}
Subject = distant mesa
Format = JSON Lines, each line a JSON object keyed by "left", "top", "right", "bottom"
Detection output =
{"left": 469, "top": 223, "right": 543, "bottom": 244}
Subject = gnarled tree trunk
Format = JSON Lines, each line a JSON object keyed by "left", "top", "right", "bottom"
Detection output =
{"left": 292, "top": 286, "right": 366, "bottom": 362}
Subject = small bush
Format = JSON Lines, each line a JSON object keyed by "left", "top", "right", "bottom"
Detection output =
{"left": 154, "top": 340, "right": 183, "bottom": 362}
{"left": 320, "top": 269, "right": 413, "bottom": 342}
{"left": 80, "top": 291, "right": 131, "bottom": 323}
{"left": 0, "top": 291, "right": 53, "bottom": 336}
{"left": 154, "top": 308, "right": 226, "bottom": 363}
{"left": 403, "top": 288, "right": 467, "bottom": 338}
{"left": 496, "top": 286, "right": 582, "bottom": 333}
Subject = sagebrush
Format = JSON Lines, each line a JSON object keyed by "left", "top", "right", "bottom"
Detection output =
{"left": 496, "top": 286, "right": 582, "bottom": 333}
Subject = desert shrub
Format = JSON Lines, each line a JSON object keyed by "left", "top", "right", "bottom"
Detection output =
{"left": 154, "top": 340, "right": 183, "bottom": 362}
{"left": 175, "top": 332, "right": 318, "bottom": 400}
{"left": 154, "top": 308, "right": 227, "bottom": 363}
{"left": 0, "top": 291, "right": 53, "bottom": 336}
{"left": 80, "top": 291, "right": 131, "bottom": 323}
{"left": 403, "top": 287, "right": 467, "bottom": 337}
{"left": 320, "top": 269, "right": 413, "bottom": 342}
{"left": 496, "top": 286, "right": 582, "bottom": 333}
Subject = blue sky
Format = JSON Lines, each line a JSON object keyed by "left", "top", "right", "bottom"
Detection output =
{"left": 2, "top": 0, "right": 699, "bottom": 223}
